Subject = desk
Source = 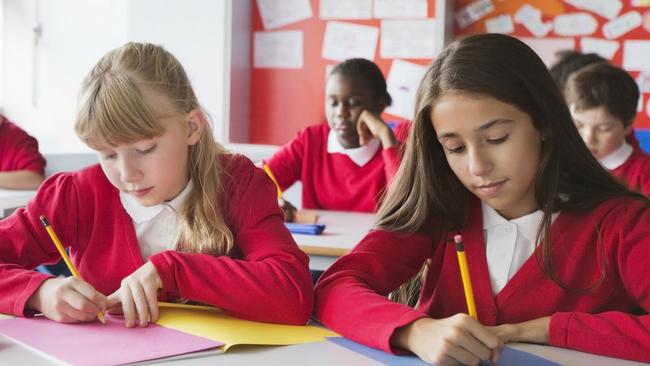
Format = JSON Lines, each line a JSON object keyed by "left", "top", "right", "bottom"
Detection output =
{"left": 0, "top": 189, "right": 37, "bottom": 218}
{"left": 292, "top": 210, "right": 376, "bottom": 271}
{"left": 1, "top": 332, "right": 647, "bottom": 366}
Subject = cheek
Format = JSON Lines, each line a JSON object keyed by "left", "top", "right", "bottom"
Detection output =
{"left": 445, "top": 155, "right": 469, "bottom": 184}
{"left": 99, "top": 162, "right": 121, "bottom": 185}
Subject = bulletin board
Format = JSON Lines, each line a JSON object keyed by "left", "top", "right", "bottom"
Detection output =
{"left": 249, "top": 0, "right": 437, "bottom": 145}
{"left": 453, "top": 0, "right": 650, "bottom": 151}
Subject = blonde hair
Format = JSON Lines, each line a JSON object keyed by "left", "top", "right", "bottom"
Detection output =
{"left": 75, "top": 42, "right": 234, "bottom": 256}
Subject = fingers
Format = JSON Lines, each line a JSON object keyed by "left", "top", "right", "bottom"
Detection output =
{"left": 130, "top": 282, "right": 150, "bottom": 327}
{"left": 356, "top": 120, "right": 371, "bottom": 146}
{"left": 70, "top": 278, "right": 107, "bottom": 311}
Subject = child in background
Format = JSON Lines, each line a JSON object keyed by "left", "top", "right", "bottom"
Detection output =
{"left": 0, "top": 42, "right": 313, "bottom": 327}
{"left": 315, "top": 34, "right": 650, "bottom": 365}
{"left": 565, "top": 63, "right": 650, "bottom": 196}
{"left": 0, "top": 115, "right": 46, "bottom": 189}
{"left": 264, "top": 58, "right": 409, "bottom": 215}
{"left": 548, "top": 50, "right": 605, "bottom": 92}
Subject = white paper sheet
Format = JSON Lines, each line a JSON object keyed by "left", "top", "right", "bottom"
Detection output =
{"left": 637, "top": 71, "right": 650, "bottom": 93}
{"left": 553, "top": 13, "right": 597, "bottom": 36}
{"left": 254, "top": 31, "right": 303, "bottom": 69}
{"left": 456, "top": 0, "right": 495, "bottom": 28}
{"left": 520, "top": 37, "right": 575, "bottom": 67}
{"left": 514, "top": 4, "right": 552, "bottom": 38}
{"left": 485, "top": 14, "right": 514, "bottom": 34}
{"left": 322, "top": 21, "right": 379, "bottom": 61}
{"left": 563, "top": 0, "right": 622, "bottom": 20}
{"left": 603, "top": 11, "right": 642, "bottom": 39}
{"left": 580, "top": 38, "right": 620, "bottom": 60}
{"left": 638, "top": 95, "right": 644, "bottom": 113}
{"left": 623, "top": 40, "right": 650, "bottom": 71}
{"left": 319, "top": 0, "right": 372, "bottom": 20}
{"left": 373, "top": 0, "right": 428, "bottom": 19}
{"left": 380, "top": 20, "right": 435, "bottom": 59}
{"left": 646, "top": 96, "right": 650, "bottom": 118}
{"left": 256, "top": 0, "right": 313, "bottom": 30}
{"left": 385, "top": 60, "right": 427, "bottom": 120}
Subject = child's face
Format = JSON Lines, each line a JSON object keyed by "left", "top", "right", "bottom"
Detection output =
{"left": 432, "top": 93, "right": 543, "bottom": 220}
{"left": 90, "top": 93, "right": 203, "bottom": 207}
{"left": 325, "top": 73, "right": 382, "bottom": 149}
{"left": 570, "top": 106, "right": 630, "bottom": 159}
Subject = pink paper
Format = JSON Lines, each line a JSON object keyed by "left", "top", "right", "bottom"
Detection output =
{"left": 0, "top": 315, "right": 223, "bottom": 365}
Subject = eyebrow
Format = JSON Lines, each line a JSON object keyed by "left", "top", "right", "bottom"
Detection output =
{"left": 437, "top": 119, "right": 514, "bottom": 139}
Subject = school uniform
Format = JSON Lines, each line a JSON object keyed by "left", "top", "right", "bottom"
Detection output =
{"left": 0, "top": 117, "right": 46, "bottom": 175}
{"left": 602, "top": 142, "right": 650, "bottom": 196}
{"left": 314, "top": 196, "right": 650, "bottom": 362}
{"left": 0, "top": 154, "right": 313, "bottom": 325}
{"left": 265, "top": 121, "right": 410, "bottom": 212}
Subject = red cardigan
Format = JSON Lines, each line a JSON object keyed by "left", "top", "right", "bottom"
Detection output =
{"left": 314, "top": 196, "right": 650, "bottom": 362}
{"left": 265, "top": 122, "right": 410, "bottom": 212}
{"left": 0, "top": 154, "right": 313, "bottom": 325}
{"left": 611, "top": 148, "right": 650, "bottom": 196}
{"left": 0, "top": 118, "right": 46, "bottom": 175}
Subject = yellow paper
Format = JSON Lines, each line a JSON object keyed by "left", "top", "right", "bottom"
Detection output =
{"left": 156, "top": 303, "right": 338, "bottom": 351}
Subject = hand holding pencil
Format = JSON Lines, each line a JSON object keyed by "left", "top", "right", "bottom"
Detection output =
{"left": 24, "top": 215, "right": 107, "bottom": 324}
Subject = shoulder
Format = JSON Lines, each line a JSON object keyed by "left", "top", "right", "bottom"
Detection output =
{"left": 0, "top": 120, "right": 33, "bottom": 141}
{"left": 584, "top": 196, "right": 649, "bottom": 224}
{"left": 295, "top": 123, "right": 329, "bottom": 141}
{"left": 390, "top": 120, "right": 411, "bottom": 143}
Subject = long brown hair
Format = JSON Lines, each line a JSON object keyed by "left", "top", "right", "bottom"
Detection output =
{"left": 75, "top": 42, "right": 234, "bottom": 256}
{"left": 380, "top": 34, "right": 648, "bottom": 303}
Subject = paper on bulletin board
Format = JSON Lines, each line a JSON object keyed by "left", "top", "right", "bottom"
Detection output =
{"left": 520, "top": 37, "right": 575, "bottom": 67}
{"left": 156, "top": 304, "right": 338, "bottom": 351}
{"left": 256, "top": 0, "right": 313, "bottom": 30}
{"left": 380, "top": 20, "right": 435, "bottom": 59}
{"left": 322, "top": 21, "right": 379, "bottom": 61}
{"left": 320, "top": 0, "right": 372, "bottom": 20}
{"left": 485, "top": 14, "right": 514, "bottom": 34}
{"left": 637, "top": 71, "right": 650, "bottom": 93}
{"left": 563, "top": 0, "right": 623, "bottom": 20}
{"left": 514, "top": 4, "right": 552, "bottom": 38}
{"left": 374, "top": 0, "right": 428, "bottom": 19}
{"left": 456, "top": 0, "right": 494, "bottom": 28}
{"left": 623, "top": 40, "right": 650, "bottom": 71}
{"left": 553, "top": 13, "right": 598, "bottom": 36}
{"left": 580, "top": 37, "right": 620, "bottom": 60}
{"left": 385, "top": 60, "right": 428, "bottom": 120}
{"left": 603, "top": 11, "right": 642, "bottom": 39}
{"left": 254, "top": 30, "right": 303, "bottom": 69}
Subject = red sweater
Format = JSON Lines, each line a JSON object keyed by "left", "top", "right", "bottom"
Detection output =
{"left": 265, "top": 122, "right": 410, "bottom": 212}
{"left": 315, "top": 196, "right": 650, "bottom": 362}
{"left": 611, "top": 148, "right": 650, "bottom": 196}
{"left": 0, "top": 118, "right": 46, "bottom": 175}
{"left": 0, "top": 154, "right": 313, "bottom": 325}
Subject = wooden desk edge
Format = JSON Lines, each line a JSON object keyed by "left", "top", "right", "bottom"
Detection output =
{"left": 298, "top": 245, "right": 349, "bottom": 257}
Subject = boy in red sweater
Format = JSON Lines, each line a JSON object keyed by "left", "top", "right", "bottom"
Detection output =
{"left": 315, "top": 34, "right": 650, "bottom": 364}
{"left": 565, "top": 62, "right": 650, "bottom": 195}
{"left": 264, "top": 58, "right": 409, "bottom": 215}
{"left": 0, "top": 43, "right": 312, "bottom": 327}
{"left": 0, "top": 115, "right": 46, "bottom": 189}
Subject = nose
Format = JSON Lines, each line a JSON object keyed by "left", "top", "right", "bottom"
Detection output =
{"left": 582, "top": 127, "right": 597, "bottom": 147}
{"left": 468, "top": 147, "right": 492, "bottom": 177}
{"left": 336, "top": 102, "right": 350, "bottom": 119}
{"left": 118, "top": 157, "right": 142, "bottom": 183}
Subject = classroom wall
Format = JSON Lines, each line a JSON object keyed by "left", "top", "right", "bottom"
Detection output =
{"left": 453, "top": 0, "right": 650, "bottom": 151}
{"left": 249, "top": 0, "right": 442, "bottom": 145}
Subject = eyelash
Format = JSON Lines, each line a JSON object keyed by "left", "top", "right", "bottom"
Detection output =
{"left": 444, "top": 135, "right": 509, "bottom": 154}
{"left": 137, "top": 145, "right": 156, "bottom": 154}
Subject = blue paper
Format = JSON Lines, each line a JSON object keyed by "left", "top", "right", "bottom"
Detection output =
{"left": 327, "top": 337, "right": 560, "bottom": 366}
{"left": 285, "top": 223, "right": 326, "bottom": 235}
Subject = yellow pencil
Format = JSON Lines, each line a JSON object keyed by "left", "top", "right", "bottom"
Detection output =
{"left": 454, "top": 234, "right": 477, "bottom": 319}
{"left": 39, "top": 215, "right": 106, "bottom": 324}
{"left": 262, "top": 163, "right": 284, "bottom": 200}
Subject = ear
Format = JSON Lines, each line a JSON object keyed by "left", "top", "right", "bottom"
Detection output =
{"left": 186, "top": 109, "right": 206, "bottom": 146}
{"left": 622, "top": 121, "right": 633, "bottom": 136}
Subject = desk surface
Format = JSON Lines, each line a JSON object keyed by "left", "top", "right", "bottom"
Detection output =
{"left": 293, "top": 210, "right": 376, "bottom": 257}
{"left": 0, "top": 189, "right": 37, "bottom": 218}
{"left": 1, "top": 332, "right": 647, "bottom": 366}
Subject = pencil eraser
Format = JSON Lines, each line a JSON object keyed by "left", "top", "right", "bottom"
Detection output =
{"left": 453, "top": 234, "right": 463, "bottom": 243}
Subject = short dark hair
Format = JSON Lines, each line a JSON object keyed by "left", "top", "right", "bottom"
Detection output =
{"left": 549, "top": 50, "right": 606, "bottom": 92}
{"left": 565, "top": 62, "right": 640, "bottom": 127}
{"left": 330, "top": 58, "right": 392, "bottom": 106}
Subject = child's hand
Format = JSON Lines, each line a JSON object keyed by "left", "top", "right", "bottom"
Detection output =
{"left": 106, "top": 261, "right": 162, "bottom": 328}
{"left": 392, "top": 314, "right": 503, "bottom": 366}
{"left": 487, "top": 316, "right": 550, "bottom": 345}
{"left": 356, "top": 110, "right": 397, "bottom": 148}
{"left": 27, "top": 277, "right": 107, "bottom": 323}
{"left": 279, "top": 198, "right": 297, "bottom": 222}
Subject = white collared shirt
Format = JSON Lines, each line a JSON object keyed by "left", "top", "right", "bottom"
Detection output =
{"left": 482, "top": 202, "right": 558, "bottom": 295}
{"left": 599, "top": 141, "right": 633, "bottom": 170}
{"left": 120, "top": 181, "right": 193, "bottom": 260}
{"left": 327, "top": 130, "right": 381, "bottom": 167}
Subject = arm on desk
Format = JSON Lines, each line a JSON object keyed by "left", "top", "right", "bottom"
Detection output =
{"left": 0, "top": 170, "right": 44, "bottom": 190}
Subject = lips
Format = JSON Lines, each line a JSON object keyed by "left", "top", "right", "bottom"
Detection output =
{"left": 130, "top": 187, "right": 153, "bottom": 198}
{"left": 476, "top": 180, "right": 506, "bottom": 197}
